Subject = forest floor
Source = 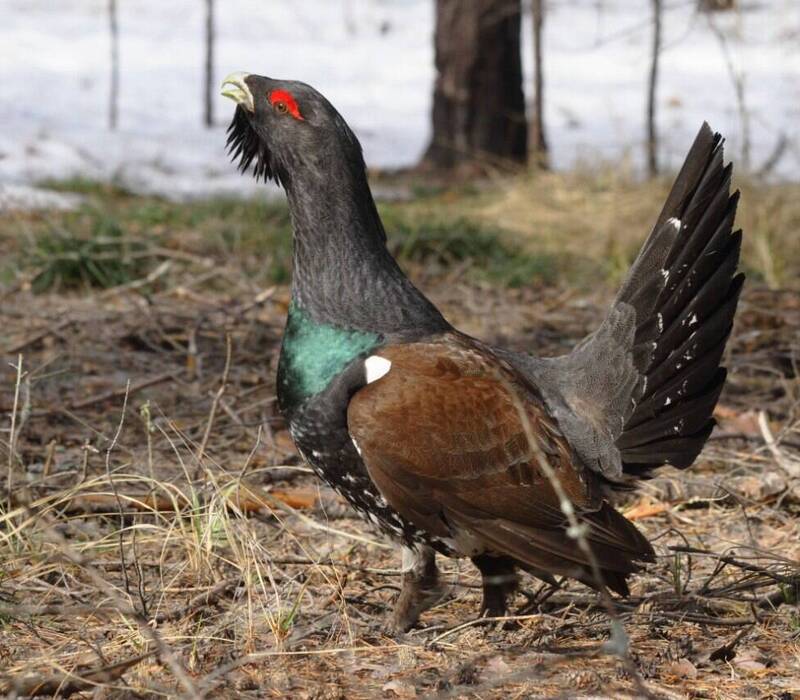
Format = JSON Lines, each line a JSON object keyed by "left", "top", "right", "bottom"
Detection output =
{"left": 1, "top": 172, "right": 799, "bottom": 699}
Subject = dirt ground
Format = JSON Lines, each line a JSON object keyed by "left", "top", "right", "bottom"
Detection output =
{"left": 1, "top": 186, "right": 799, "bottom": 698}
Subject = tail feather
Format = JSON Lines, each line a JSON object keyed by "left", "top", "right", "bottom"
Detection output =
{"left": 650, "top": 242, "right": 740, "bottom": 368}
{"left": 622, "top": 422, "right": 715, "bottom": 472}
{"left": 618, "top": 369, "right": 725, "bottom": 449}
{"left": 626, "top": 332, "right": 730, "bottom": 430}
{"left": 503, "top": 123, "right": 743, "bottom": 485}
{"left": 661, "top": 185, "right": 736, "bottom": 299}
{"left": 642, "top": 275, "right": 743, "bottom": 398}
{"left": 464, "top": 501, "right": 655, "bottom": 597}
{"left": 615, "top": 123, "right": 743, "bottom": 477}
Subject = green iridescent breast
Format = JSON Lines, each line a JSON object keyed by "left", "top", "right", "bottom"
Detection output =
{"left": 277, "top": 301, "right": 380, "bottom": 411}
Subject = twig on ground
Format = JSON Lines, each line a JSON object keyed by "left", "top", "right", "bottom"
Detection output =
{"left": 194, "top": 331, "right": 232, "bottom": 480}
{"left": 70, "top": 371, "right": 175, "bottom": 412}
{"left": 758, "top": 410, "right": 800, "bottom": 478}
{"left": 0, "top": 651, "right": 154, "bottom": 699}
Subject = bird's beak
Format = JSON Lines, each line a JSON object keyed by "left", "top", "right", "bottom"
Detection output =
{"left": 221, "top": 72, "right": 254, "bottom": 113}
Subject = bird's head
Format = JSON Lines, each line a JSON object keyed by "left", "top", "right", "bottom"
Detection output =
{"left": 221, "top": 72, "right": 364, "bottom": 188}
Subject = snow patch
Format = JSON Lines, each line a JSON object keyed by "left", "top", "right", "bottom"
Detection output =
{"left": 2, "top": 0, "right": 799, "bottom": 204}
{"left": 0, "top": 184, "right": 85, "bottom": 212}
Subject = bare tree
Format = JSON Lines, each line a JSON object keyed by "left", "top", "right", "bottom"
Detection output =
{"left": 529, "top": 0, "right": 548, "bottom": 168}
{"left": 698, "top": 0, "right": 736, "bottom": 11}
{"left": 203, "top": 0, "right": 215, "bottom": 127}
{"left": 423, "top": 0, "right": 527, "bottom": 171}
{"left": 108, "top": 0, "right": 119, "bottom": 130}
{"left": 707, "top": 14, "right": 750, "bottom": 170}
{"left": 646, "top": 0, "right": 662, "bottom": 177}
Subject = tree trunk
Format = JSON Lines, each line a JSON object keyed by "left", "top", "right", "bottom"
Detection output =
{"left": 203, "top": 0, "right": 215, "bottom": 127}
{"left": 423, "top": 0, "right": 527, "bottom": 171}
{"left": 646, "top": 0, "right": 662, "bottom": 177}
{"left": 529, "top": 0, "right": 548, "bottom": 168}
{"left": 698, "top": 0, "right": 735, "bottom": 11}
{"left": 108, "top": 0, "right": 119, "bottom": 130}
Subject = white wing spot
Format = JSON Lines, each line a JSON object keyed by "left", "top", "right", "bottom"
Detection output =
{"left": 667, "top": 217, "right": 682, "bottom": 231}
{"left": 365, "top": 355, "right": 392, "bottom": 384}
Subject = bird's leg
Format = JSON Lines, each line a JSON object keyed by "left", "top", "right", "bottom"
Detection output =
{"left": 471, "top": 554, "right": 518, "bottom": 618}
{"left": 387, "top": 545, "right": 442, "bottom": 633}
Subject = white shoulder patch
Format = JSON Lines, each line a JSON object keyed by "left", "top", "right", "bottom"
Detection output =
{"left": 364, "top": 355, "right": 392, "bottom": 384}
{"left": 666, "top": 217, "right": 682, "bottom": 231}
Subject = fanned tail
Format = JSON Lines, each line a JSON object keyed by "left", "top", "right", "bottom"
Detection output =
{"left": 615, "top": 124, "right": 744, "bottom": 477}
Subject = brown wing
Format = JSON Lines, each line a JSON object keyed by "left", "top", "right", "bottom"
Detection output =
{"left": 347, "top": 334, "right": 654, "bottom": 591}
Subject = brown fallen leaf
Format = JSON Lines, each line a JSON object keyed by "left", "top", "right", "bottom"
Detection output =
{"left": 713, "top": 405, "right": 766, "bottom": 437}
{"left": 663, "top": 658, "right": 698, "bottom": 679}
{"left": 230, "top": 484, "right": 318, "bottom": 511}
{"left": 483, "top": 655, "right": 512, "bottom": 679}
{"left": 382, "top": 679, "right": 417, "bottom": 697}
{"left": 731, "top": 472, "right": 787, "bottom": 502}
{"left": 733, "top": 650, "right": 769, "bottom": 674}
{"left": 623, "top": 499, "right": 670, "bottom": 521}
{"left": 273, "top": 429, "right": 299, "bottom": 455}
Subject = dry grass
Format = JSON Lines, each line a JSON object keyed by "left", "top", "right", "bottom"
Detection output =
{"left": 398, "top": 167, "right": 800, "bottom": 292}
{"left": 1, "top": 174, "right": 799, "bottom": 698}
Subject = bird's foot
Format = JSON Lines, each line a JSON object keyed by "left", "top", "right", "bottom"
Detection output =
{"left": 386, "top": 577, "right": 445, "bottom": 635}
{"left": 383, "top": 546, "right": 444, "bottom": 635}
{"left": 473, "top": 554, "right": 519, "bottom": 630}
{"left": 478, "top": 603, "right": 521, "bottom": 631}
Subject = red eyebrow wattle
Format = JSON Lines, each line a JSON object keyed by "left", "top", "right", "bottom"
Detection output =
{"left": 269, "top": 89, "right": 304, "bottom": 120}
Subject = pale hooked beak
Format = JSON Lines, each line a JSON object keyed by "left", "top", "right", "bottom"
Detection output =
{"left": 221, "top": 72, "right": 254, "bottom": 113}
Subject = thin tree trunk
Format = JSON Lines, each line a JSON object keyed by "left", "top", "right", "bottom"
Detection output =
{"left": 109, "top": 0, "right": 119, "bottom": 130}
{"left": 529, "top": 0, "right": 548, "bottom": 168}
{"left": 423, "top": 0, "right": 527, "bottom": 171}
{"left": 646, "top": 0, "right": 662, "bottom": 177}
{"left": 707, "top": 15, "right": 750, "bottom": 170}
{"left": 203, "top": 0, "right": 215, "bottom": 127}
{"left": 698, "top": 0, "right": 735, "bottom": 11}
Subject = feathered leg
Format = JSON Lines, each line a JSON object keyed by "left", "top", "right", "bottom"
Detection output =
{"left": 388, "top": 545, "right": 443, "bottom": 633}
{"left": 472, "top": 554, "right": 518, "bottom": 618}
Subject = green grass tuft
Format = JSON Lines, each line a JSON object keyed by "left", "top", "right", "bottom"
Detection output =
{"left": 384, "top": 213, "right": 560, "bottom": 287}
{"left": 29, "top": 216, "right": 155, "bottom": 292}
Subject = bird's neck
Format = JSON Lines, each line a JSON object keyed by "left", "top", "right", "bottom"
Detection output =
{"left": 283, "top": 161, "right": 448, "bottom": 338}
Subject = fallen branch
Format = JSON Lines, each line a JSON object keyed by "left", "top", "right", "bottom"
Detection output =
{"left": 70, "top": 372, "right": 176, "bottom": 411}
{"left": 0, "top": 652, "right": 153, "bottom": 698}
{"left": 154, "top": 576, "right": 242, "bottom": 624}
{"left": 758, "top": 410, "right": 800, "bottom": 478}
{"left": 12, "top": 483, "right": 318, "bottom": 516}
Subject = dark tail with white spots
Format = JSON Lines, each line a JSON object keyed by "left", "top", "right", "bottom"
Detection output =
{"left": 614, "top": 124, "right": 744, "bottom": 477}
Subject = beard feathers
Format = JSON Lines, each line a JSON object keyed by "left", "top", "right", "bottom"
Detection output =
{"left": 226, "top": 106, "right": 276, "bottom": 183}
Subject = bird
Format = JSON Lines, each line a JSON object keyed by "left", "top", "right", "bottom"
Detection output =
{"left": 221, "top": 72, "right": 744, "bottom": 633}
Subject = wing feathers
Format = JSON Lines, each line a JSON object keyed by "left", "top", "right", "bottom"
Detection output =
{"left": 348, "top": 336, "right": 654, "bottom": 593}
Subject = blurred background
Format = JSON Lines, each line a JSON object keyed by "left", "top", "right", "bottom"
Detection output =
{"left": 2, "top": 0, "right": 798, "bottom": 207}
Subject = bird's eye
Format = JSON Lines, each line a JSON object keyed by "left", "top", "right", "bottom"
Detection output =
{"left": 268, "top": 89, "right": 304, "bottom": 120}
